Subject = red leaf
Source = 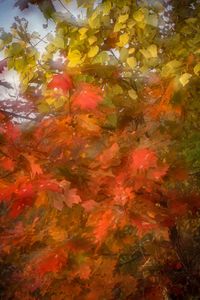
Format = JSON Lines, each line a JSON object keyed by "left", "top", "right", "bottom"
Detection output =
{"left": 9, "top": 182, "right": 35, "bottom": 218}
{"left": 34, "top": 249, "right": 67, "bottom": 277}
{"left": 47, "top": 73, "right": 73, "bottom": 92}
{"left": 148, "top": 165, "right": 169, "bottom": 181}
{"left": 131, "top": 218, "right": 157, "bottom": 237}
{"left": 37, "top": 179, "right": 62, "bottom": 193}
{"left": 72, "top": 83, "right": 103, "bottom": 110}
{"left": 0, "top": 121, "right": 21, "bottom": 142}
{"left": 9, "top": 196, "right": 34, "bottom": 218}
{"left": 131, "top": 148, "right": 157, "bottom": 172}
{"left": 0, "top": 157, "right": 15, "bottom": 171}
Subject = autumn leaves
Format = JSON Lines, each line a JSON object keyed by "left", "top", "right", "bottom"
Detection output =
{"left": 46, "top": 72, "right": 104, "bottom": 112}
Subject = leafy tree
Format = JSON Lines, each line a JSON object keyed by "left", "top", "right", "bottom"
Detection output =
{"left": 0, "top": 0, "right": 200, "bottom": 299}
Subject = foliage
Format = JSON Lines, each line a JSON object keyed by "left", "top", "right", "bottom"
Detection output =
{"left": 0, "top": 0, "right": 200, "bottom": 299}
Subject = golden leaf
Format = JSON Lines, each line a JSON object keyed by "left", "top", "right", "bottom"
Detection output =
{"left": 88, "top": 45, "right": 99, "bottom": 58}
{"left": 127, "top": 57, "right": 137, "bottom": 68}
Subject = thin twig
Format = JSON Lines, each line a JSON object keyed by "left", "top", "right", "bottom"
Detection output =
{"left": 57, "top": 0, "right": 77, "bottom": 21}
{"left": 0, "top": 109, "right": 37, "bottom": 121}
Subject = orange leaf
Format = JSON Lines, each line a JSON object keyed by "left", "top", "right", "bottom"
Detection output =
{"left": 24, "top": 154, "right": 43, "bottom": 178}
{"left": 92, "top": 209, "right": 115, "bottom": 243}
{"left": 72, "top": 83, "right": 103, "bottom": 110}
{"left": 64, "top": 188, "right": 82, "bottom": 208}
{"left": 131, "top": 148, "right": 157, "bottom": 172}
{"left": 98, "top": 142, "right": 120, "bottom": 169}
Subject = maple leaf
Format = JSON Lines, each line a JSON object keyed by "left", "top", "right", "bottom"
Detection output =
{"left": 148, "top": 165, "right": 169, "bottom": 181}
{"left": 64, "top": 188, "right": 82, "bottom": 208}
{"left": 72, "top": 83, "right": 103, "bottom": 110}
{"left": 47, "top": 73, "right": 73, "bottom": 92}
{"left": 92, "top": 209, "right": 116, "bottom": 243}
{"left": 0, "top": 183, "right": 15, "bottom": 202}
{"left": 98, "top": 142, "right": 120, "bottom": 169}
{"left": 131, "top": 148, "right": 157, "bottom": 172}
{"left": 113, "top": 185, "right": 134, "bottom": 206}
{"left": 24, "top": 154, "right": 43, "bottom": 178}
{"left": 75, "top": 114, "right": 101, "bottom": 135}
{"left": 74, "top": 263, "right": 91, "bottom": 280}
{"left": 131, "top": 218, "right": 157, "bottom": 238}
{"left": 33, "top": 248, "right": 67, "bottom": 277}
{"left": 37, "top": 178, "right": 62, "bottom": 193}
{"left": 81, "top": 199, "right": 98, "bottom": 212}
{"left": 9, "top": 182, "right": 36, "bottom": 218}
{"left": 0, "top": 121, "right": 21, "bottom": 142}
{"left": 0, "top": 157, "right": 15, "bottom": 171}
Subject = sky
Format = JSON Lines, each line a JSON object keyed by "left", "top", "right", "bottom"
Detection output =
{"left": 0, "top": 0, "right": 55, "bottom": 33}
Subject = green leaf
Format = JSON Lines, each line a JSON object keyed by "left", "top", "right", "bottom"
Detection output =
{"left": 53, "top": 36, "right": 65, "bottom": 49}
{"left": 120, "top": 48, "right": 129, "bottom": 62}
{"left": 104, "top": 114, "right": 117, "bottom": 129}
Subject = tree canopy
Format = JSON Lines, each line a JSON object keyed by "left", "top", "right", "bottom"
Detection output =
{"left": 0, "top": 0, "right": 200, "bottom": 299}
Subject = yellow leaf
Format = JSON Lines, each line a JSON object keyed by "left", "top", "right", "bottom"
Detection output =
{"left": 133, "top": 9, "right": 145, "bottom": 22}
{"left": 117, "top": 33, "right": 129, "bottom": 47}
{"left": 79, "top": 27, "right": 88, "bottom": 35}
{"left": 68, "top": 49, "right": 82, "bottom": 66}
{"left": 88, "top": 11, "right": 100, "bottom": 29}
{"left": 114, "top": 22, "right": 126, "bottom": 32}
{"left": 118, "top": 14, "right": 129, "bottom": 23}
{"left": 79, "top": 27, "right": 88, "bottom": 40}
{"left": 88, "top": 36, "right": 97, "bottom": 45}
{"left": 102, "top": 1, "right": 111, "bottom": 15}
{"left": 140, "top": 49, "right": 150, "bottom": 59}
{"left": 140, "top": 45, "right": 157, "bottom": 59}
{"left": 128, "top": 89, "right": 138, "bottom": 100}
{"left": 162, "top": 60, "right": 182, "bottom": 77}
{"left": 127, "top": 19, "right": 136, "bottom": 28}
{"left": 194, "top": 63, "right": 200, "bottom": 76}
{"left": 127, "top": 57, "right": 137, "bottom": 68}
{"left": 128, "top": 47, "right": 135, "bottom": 54}
{"left": 147, "top": 44, "right": 157, "bottom": 58}
{"left": 46, "top": 97, "right": 55, "bottom": 105}
{"left": 88, "top": 45, "right": 99, "bottom": 58}
{"left": 179, "top": 73, "right": 192, "bottom": 86}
